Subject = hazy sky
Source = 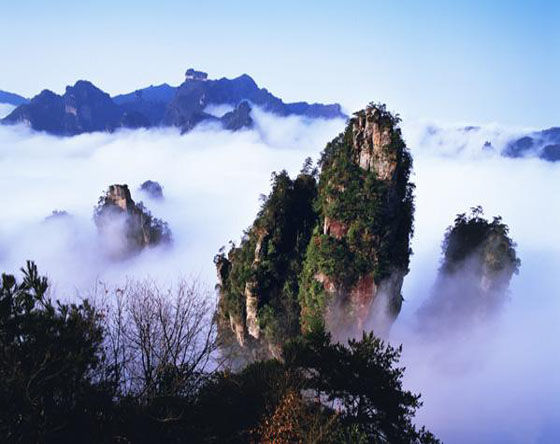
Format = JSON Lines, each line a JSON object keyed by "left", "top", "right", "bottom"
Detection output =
{"left": 1, "top": 0, "right": 558, "bottom": 126}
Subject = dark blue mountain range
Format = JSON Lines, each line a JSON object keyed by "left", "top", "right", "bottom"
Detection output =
{"left": 503, "top": 127, "right": 560, "bottom": 162}
{"left": 1, "top": 69, "right": 346, "bottom": 135}
{"left": 0, "top": 90, "right": 29, "bottom": 106}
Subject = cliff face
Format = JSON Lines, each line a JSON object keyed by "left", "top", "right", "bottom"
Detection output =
{"left": 215, "top": 170, "right": 317, "bottom": 360}
{"left": 417, "top": 207, "right": 520, "bottom": 334}
{"left": 216, "top": 103, "right": 415, "bottom": 360}
{"left": 299, "top": 104, "right": 414, "bottom": 339}
{"left": 94, "top": 184, "right": 171, "bottom": 257}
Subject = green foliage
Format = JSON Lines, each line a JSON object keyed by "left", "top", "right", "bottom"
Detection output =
{"left": 284, "top": 330, "right": 440, "bottom": 443}
{"left": 0, "top": 261, "right": 110, "bottom": 442}
{"left": 216, "top": 104, "right": 415, "bottom": 359}
{"left": 0, "top": 262, "right": 437, "bottom": 443}
{"left": 216, "top": 167, "right": 318, "bottom": 347}
{"left": 187, "top": 329, "right": 438, "bottom": 443}
{"left": 441, "top": 206, "right": 520, "bottom": 275}
{"left": 93, "top": 186, "right": 172, "bottom": 250}
{"left": 299, "top": 105, "right": 415, "bottom": 331}
{"left": 136, "top": 201, "right": 173, "bottom": 245}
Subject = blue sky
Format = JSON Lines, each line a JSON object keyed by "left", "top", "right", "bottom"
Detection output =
{"left": 1, "top": 0, "right": 558, "bottom": 126}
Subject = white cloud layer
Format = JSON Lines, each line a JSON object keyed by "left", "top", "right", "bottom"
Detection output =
{"left": 0, "top": 104, "right": 15, "bottom": 119}
{"left": 393, "top": 136, "right": 560, "bottom": 443}
{"left": 0, "top": 110, "right": 345, "bottom": 292}
{"left": 0, "top": 110, "right": 558, "bottom": 442}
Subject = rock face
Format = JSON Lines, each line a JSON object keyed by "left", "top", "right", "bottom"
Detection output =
{"left": 2, "top": 68, "right": 346, "bottom": 135}
{"left": 164, "top": 70, "right": 344, "bottom": 133}
{"left": 113, "top": 84, "right": 176, "bottom": 126}
{"left": 185, "top": 68, "right": 208, "bottom": 81}
{"left": 2, "top": 81, "right": 122, "bottom": 135}
{"left": 221, "top": 101, "right": 253, "bottom": 131}
{"left": 216, "top": 103, "right": 415, "bottom": 361}
{"left": 417, "top": 207, "right": 520, "bottom": 335}
{"left": 299, "top": 104, "right": 414, "bottom": 340}
{"left": 215, "top": 170, "right": 317, "bottom": 361}
{"left": 94, "top": 184, "right": 171, "bottom": 257}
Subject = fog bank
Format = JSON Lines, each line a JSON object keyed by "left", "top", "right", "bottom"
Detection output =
{"left": 0, "top": 112, "right": 559, "bottom": 442}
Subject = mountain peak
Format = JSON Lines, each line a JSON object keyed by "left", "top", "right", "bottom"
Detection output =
{"left": 185, "top": 68, "right": 208, "bottom": 81}
{"left": 2, "top": 68, "right": 346, "bottom": 135}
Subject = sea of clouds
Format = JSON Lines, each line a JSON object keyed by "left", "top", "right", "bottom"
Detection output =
{"left": 0, "top": 105, "right": 558, "bottom": 443}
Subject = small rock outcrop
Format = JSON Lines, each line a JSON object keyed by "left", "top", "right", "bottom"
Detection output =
{"left": 221, "top": 101, "right": 253, "bottom": 131}
{"left": 216, "top": 103, "right": 415, "bottom": 361}
{"left": 139, "top": 180, "right": 164, "bottom": 200}
{"left": 43, "top": 210, "right": 71, "bottom": 222}
{"left": 185, "top": 68, "right": 208, "bottom": 81}
{"left": 417, "top": 207, "right": 520, "bottom": 335}
{"left": 94, "top": 184, "right": 171, "bottom": 257}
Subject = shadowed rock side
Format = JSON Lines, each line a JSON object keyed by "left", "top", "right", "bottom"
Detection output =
{"left": 503, "top": 127, "right": 560, "bottom": 162}
{"left": 215, "top": 103, "right": 415, "bottom": 362}
{"left": 0, "top": 89, "right": 29, "bottom": 106}
{"left": 2, "top": 68, "right": 345, "bottom": 135}
{"left": 299, "top": 104, "right": 415, "bottom": 340}
{"left": 215, "top": 169, "right": 318, "bottom": 361}
{"left": 2, "top": 81, "right": 122, "bottom": 135}
{"left": 417, "top": 207, "right": 520, "bottom": 336}
{"left": 94, "top": 184, "right": 171, "bottom": 258}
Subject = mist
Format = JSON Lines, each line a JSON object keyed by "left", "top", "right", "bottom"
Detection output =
{"left": 0, "top": 110, "right": 559, "bottom": 442}
{"left": 391, "top": 137, "right": 560, "bottom": 443}
{"left": 0, "top": 110, "right": 345, "bottom": 293}
{"left": 0, "top": 104, "right": 15, "bottom": 119}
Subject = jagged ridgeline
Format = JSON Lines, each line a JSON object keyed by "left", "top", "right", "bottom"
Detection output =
{"left": 215, "top": 103, "right": 414, "bottom": 359}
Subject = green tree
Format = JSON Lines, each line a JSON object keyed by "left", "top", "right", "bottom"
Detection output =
{"left": 0, "top": 261, "right": 110, "bottom": 442}
{"left": 284, "top": 330, "right": 439, "bottom": 443}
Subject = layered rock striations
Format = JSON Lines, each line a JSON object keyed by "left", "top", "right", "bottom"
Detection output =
{"left": 215, "top": 103, "right": 415, "bottom": 360}
{"left": 417, "top": 207, "right": 520, "bottom": 334}
{"left": 94, "top": 184, "right": 171, "bottom": 257}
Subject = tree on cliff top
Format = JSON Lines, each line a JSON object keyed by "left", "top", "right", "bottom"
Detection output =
{"left": 215, "top": 166, "right": 318, "bottom": 354}
{"left": 441, "top": 205, "right": 520, "bottom": 275}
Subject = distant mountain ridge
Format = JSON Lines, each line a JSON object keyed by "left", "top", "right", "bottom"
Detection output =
{"left": 0, "top": 90, "right": 29, "bottom": 106}
{"left": 416, "top": 124, "right": 560, "bottom": 163}
{"left": 503, "top": 127, "right": 560, "bottom": 162}
{"left": 1, "top": 69, "right": 346, "bottom": 136}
